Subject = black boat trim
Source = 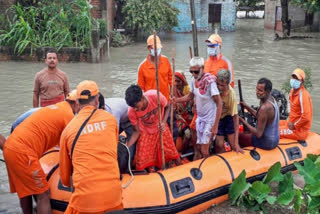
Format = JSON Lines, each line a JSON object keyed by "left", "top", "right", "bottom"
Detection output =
{"left": 50, "top": 162, "right": 301, "bottom": 213}
{"left": 157, "top": 172, "right": 170, "bottom": 205}
{"left": 214, "top": 154, "right": 235, "bottom": 181}
{"left": 277, "top": 146, "right": 288, "bottom": 166}
{"left": 46, "top": 163, "right": 59, "bottom": 181}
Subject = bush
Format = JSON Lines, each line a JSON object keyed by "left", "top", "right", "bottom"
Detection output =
{"left": 122, "top": 0, "right": 179, "bottom": 36}
{"left": 0, "top": 0, "right": 96, "bottom": 54}
{"left": 98, "top": 19, "right": 108, "bottom": 39}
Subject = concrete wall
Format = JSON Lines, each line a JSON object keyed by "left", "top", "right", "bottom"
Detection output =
{"left": 0, "top": 39, "right": 107, "bottom": 63}
{"left": 173, "top": 0, "right": 236, "bottom": 32}
{"left": 264, "top": 0, "right": 279, "bottom": 30}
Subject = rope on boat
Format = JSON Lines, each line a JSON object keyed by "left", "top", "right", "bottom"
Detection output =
{"left": 121, "top": 143, "right": 134, "bottom": 189}
{"left": 0, "top": 159, "right": 5, "bottom": 163}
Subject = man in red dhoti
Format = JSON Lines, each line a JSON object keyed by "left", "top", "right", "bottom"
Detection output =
{"left": 125, "top": 85, "right": 180, "bottom": 172}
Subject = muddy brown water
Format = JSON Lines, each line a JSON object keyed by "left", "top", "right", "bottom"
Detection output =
{"left": 0, "top": 19, "right": 319, "bottom": 213}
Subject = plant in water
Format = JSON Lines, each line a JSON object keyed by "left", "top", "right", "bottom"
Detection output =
{"left": 281, "top": 67, "right": 313, "bottom": 94}
{"left": 229, "top": 162, "right": 282, "bottom": 212}
{"left": 122, "top": 0, "right": 179, "bottom": 36}
{"left": 229, "top": 155, "right": 320, "bottom": 213}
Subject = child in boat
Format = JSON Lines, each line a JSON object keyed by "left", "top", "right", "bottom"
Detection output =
{"left": 125, "top": 85, "right": 180, "bottom": 172}
{"left": 173, "top": 57, "right": 222, "bottom": 160}
{"left": 216, "top": 69, "right": 244, "bottom": 154}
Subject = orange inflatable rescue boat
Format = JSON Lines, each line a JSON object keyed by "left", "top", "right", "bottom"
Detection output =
{"left": 40, "top": 132, "right": 320, "bottom": 213}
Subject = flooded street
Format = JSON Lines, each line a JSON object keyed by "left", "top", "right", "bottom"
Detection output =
{"left": 0, "top": 19, "right": 319, "bottom": 213}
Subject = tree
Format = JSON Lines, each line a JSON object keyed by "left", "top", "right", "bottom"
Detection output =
{"left": 290, "top": 0, "right": 320, "bottom": 13}
{"left": 122, "top": 0, "right": 179, "bottom": 36}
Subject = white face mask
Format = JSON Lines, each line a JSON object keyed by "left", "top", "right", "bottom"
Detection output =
{"left": 150, "top": 48, "right": 161, "bottom": 56}
{"left": 207, "top": 47, "right": 216, "bottom": 56}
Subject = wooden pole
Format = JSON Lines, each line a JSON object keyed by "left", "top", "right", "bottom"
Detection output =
{"left": 190, "top": 0, "right": 199, "bottom": 56}
{"left": 170, "top": 48, "right": 175, "bottom": 137}
{"left": 153, "top": 30, "right": 165, "bottom": 170}
{"left": 189, "top": 46, "right": 193, "bottom": 59}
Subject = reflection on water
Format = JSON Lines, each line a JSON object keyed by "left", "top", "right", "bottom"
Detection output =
{"left": 0, "top": 19, "right": 319, "bottom": 212}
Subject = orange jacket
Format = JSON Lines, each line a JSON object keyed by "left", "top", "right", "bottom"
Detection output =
{"left": 59, "top": 105, "right": 122, "bottom": 213}
{"left": 137, "top": 55, "right": 172, "bottom": 100}
{"left": 204, "top": 54, "right": 235, "bottom": 88}
{"left": 5, "top": 101, "right": 74, "bottom": 158}
{"left": 289, "top": 86, "right": 313, "bottom": 131}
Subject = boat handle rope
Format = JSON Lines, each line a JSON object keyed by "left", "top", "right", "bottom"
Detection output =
{"left": 0, "top": 159, "right": 4, "bottom": 163}
{"left": 121, "top": 142, "right": 134, "bottom": 189}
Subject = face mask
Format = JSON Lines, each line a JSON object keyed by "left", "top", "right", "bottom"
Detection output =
{"left": 207, "top": 47, "right": 216, "bottom": 56}
{"left": 150, "top": 48, "right": 161, "bottom": 56}
{"left": 290, "top": 79, "right": 301, "bottom": 89}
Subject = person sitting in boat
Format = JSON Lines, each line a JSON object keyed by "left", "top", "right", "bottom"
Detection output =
{"left": 279, "top": 68, "right": 313, "bottom": 142}
{"left": 216, "top": 69, "right": 244, "bottom": 154}
{"left": 125, "top": 85, "right": 180, "bottom": 172}
{"left": 172, "top": 57, "right": 222, "bottom": 160}
{"left": 238, "top": 78, "right": 280, "bottom": 150}
{"left": 174, "top": 71, "right": 193, "bottom": 152}
{"left": 60, "top": 80, "right": 123, "bottom": 213}
{"left": 2, "top": 90, "right": 79, "bottom": 214}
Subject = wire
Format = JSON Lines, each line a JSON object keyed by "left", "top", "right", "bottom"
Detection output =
{"left": 121, "top": 143, "right": 134, "bottom": 189}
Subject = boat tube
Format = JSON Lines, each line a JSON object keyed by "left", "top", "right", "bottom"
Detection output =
{"left": 40, "top": 132, "right": 320, "bottom": 214}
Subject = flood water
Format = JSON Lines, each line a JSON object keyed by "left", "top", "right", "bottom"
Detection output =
{"left": 0, "top": 19, "right": 319, "bottom": 213}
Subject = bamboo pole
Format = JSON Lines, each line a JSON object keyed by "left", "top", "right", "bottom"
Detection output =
{"left": 189, "top": 46, "right": 193, "bottom": 59}
{"left": 190, "top": 0, "right": 199, "bottom": 56}
{"left": 170, "top": 48, "right": 175, "bottom": 137}
{"left": 153, "top": 30, "right": 165, "bottom": 170}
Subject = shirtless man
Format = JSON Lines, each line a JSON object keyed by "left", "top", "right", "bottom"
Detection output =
{"left": 238, "top": 78, "right": 280, "bottom": 150}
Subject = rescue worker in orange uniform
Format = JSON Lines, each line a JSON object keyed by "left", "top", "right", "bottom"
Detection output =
{"left": 3, "top": 90, "right": 79, "bottom": 214}
{"left": 279, "top": 68, "right": 313, "bottom": 141}
{"left": 204, "top": 34, "right": 235, "bottom": 88}
{"left": 137, "top": 35, "right": 178, "bottom": 141}
{"left": 137, "top": 35, "right": 172, "bottom": 100}
{"left": 59, "top": 80, "right": 123, "bottom": 214}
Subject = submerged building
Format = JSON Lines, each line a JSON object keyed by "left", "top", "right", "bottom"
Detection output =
{"left": 173, "top": 0, "right": 237, "bottom": 32}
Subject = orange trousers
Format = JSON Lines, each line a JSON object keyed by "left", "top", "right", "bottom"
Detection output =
{"left": 279, "top": 120, "right": 309, "bottom": 141}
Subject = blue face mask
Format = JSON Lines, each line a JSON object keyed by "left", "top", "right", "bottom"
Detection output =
{"left": 207, "top": 47, "right": 216, "bottom": 56}
{"left": 150, "top": 48, "right": 161, "bottom": 56}
{"left": 290, "top": 79, "right": 301, "bottom": 89}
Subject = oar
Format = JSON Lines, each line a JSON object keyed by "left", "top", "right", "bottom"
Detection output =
{"left": 238, "top": 79, "right": 245, "bottom": 115}
{"left": 153, "top": 30, "right": 165, "bottom": 170}
{"left": 170, "top": 48, "right": 175, "bottom": 137}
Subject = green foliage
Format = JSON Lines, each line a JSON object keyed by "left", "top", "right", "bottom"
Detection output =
{"left": 97, "top": 19, "right": 108, "bottom": 39}
{"left": 263, "top": 162, "right": 284, "bottom": 185}
{"left": 229, "top": 156, "right": 320, "bottom": 213}
{"left": 281, "top": 67, "right": 313, "bottom": 94}
{"left": 122, "top": 0, "right": 179, "bottom": 35}
{"left": 290, "top": 0, "right": 320, "bottom": 13}
{"left": 238, "top": 0, "right": 264, "bottom": 8}
{"left": 0, "top": 0, "right": 96, "bottom": 54}
{"left": 229, "top": 170, "right": 251, "bottom": 206}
